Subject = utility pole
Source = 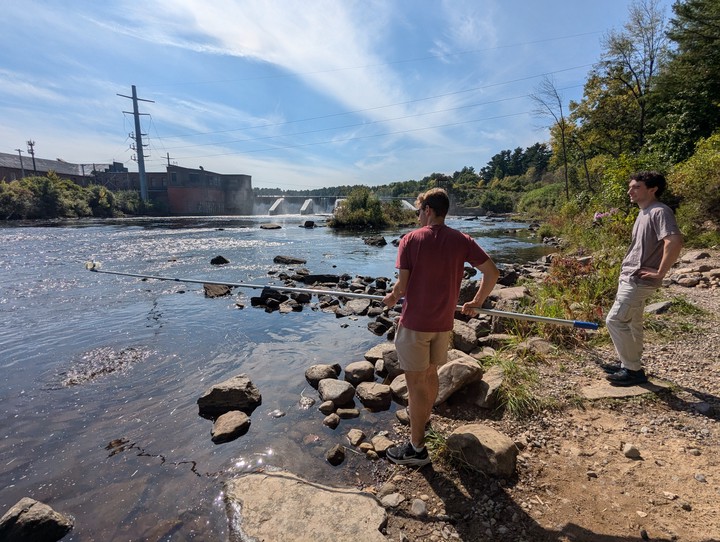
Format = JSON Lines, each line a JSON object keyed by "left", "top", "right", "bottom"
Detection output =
{"left": 26, "top": 140, "right": 37, "bottom": 174}
{"left": 15, "top": 149, "right": 25, "bottom": 178}
{"left": 117, "top": 85, "right": 154, "bottom": 202}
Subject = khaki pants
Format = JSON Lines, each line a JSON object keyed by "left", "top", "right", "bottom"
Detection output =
{"left": 605, "top": 280, "right": 657, "bottom": 371}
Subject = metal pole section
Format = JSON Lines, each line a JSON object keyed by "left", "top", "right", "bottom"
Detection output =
{"left": 131, "top": 85, "right": 148, "bottom": 202}
{"left": 27, "top": 140, "right": 37, "bottom": 174}
{"left": 117, "top": 85, "right": 155, "bottom": 203}
{"left": 15, "top": 149, "right": 25, "bottom": 178}
{"left": 86, "top": 263, "right": 599, "bottom": 330}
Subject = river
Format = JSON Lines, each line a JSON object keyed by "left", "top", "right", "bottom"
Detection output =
{"left": 0, "top": 214, "right": 549, "bottom": 541}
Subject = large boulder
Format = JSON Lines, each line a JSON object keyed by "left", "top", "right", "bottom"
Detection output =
{"left": 203, "top": 283, "right": 232, "bottom": 298}
{"left": 301, "top": 274, "right": 341, "bottom": 285}
{"left": 305, "top": 364, "right": 341, "bottom": 388}
{"left": 344, "top": 361, "right": 375, "bottom": 386}
{"left": 318, "top": 379, "right": 355, "bottom": 405}
{"left": 377, "top": 349, "right": 403, "bottom": 381}
{"left": 389, "top": 374, "right": 408, "bottom": 405}
{"left": 224, "top": 472, "right": 387, "bottom": 542}
{"left": 475, "top": 365, "right": 505, "bottom": 409}
{"left": 452, "top": 319, "right": 480, "bottom": 353}
{"left": 435, "top": 358, "right": 485, "bottom": 405}
{"left": 0, "top": 498, "right": 73, "bottom": 542}
{"left": 342, "top": 298, "right": 371, "bottom": 316}
{"left": 356, "top": 382, "right": 392, "bottom": 410}
{"left": 363, "top": 235, "right": 387, "bottom": 247}
{"left": 446, "top": 424, "right": 518, "bottom": 477}
{"left": 197, "top": 374, "right": 262, "bottom": 418}
{"left": 364, "top": 343, "right": 396, "bottom": 365}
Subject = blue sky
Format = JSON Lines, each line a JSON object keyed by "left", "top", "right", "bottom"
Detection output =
{"left": 0, "top": 0, "right": 672, "bottom": 190}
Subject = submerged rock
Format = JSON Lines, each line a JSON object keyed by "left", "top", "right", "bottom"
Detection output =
{"left": 0, "top": 498, "right": 73, "bottom": 542}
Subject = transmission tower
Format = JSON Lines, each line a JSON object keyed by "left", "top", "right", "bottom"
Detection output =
{"left": 117, "top": 85, "right": 154, "bottom": 202}
{"left": 26, "top": 140, "right": 37, "bottom": 174}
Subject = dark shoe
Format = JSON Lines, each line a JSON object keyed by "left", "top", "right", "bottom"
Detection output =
{"left": 599, "top": 361, "right": 622, "bottom": 374}
{"left": 386, "top": 441, "right": 431, "bottom": 467}
{"left": 606, "top": 368, "right": 648, "bottom": 387}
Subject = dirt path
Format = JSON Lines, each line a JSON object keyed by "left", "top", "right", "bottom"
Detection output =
{"left": 374, "top": 251, "right": 720, "bottom": 542}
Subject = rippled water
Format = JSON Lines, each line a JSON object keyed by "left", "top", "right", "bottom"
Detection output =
{"left": 0, "top": 214, "right": 549, "bottom": 540}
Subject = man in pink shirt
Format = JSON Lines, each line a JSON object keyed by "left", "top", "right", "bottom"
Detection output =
{"left": 383, "top": 188, "right": 499, "bottom": 466}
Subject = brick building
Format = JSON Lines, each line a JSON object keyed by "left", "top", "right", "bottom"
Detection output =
{"left": 0, "top": 152, "right": 253, "bottom": 215}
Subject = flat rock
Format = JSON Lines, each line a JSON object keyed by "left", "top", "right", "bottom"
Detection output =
{"left": 224, "top": 471, "right": 387, "bottom": 542}
{"left": 581, "top": 378, "right": 672, "bottom": 400}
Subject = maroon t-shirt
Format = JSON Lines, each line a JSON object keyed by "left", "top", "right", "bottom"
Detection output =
{"left": 396, "top": 224, "right": 489, "bottom": 332}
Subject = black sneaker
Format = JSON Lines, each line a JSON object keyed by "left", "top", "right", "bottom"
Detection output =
{"left": 606, "top": 368, "right": 648, "bottom": 387}
{"left": 599, "top": 361, "right": 622, "bottom": 374}
{"left": 386, "top": 441, "right": 431, "bottom": 467}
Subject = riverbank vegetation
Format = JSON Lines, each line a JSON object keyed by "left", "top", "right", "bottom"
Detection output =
{"left": 0, "top": 172, "right": 153, "bottom": 220}
{"left": 327, "top": 187, "right": 416, "bottom": 229}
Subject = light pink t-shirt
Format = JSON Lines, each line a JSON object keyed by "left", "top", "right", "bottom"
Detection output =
{"left": 396, "top": 224, "right": 489, "bottom": 332}
{"left": 620, "top": 202, "right": 680, "bottom": 287}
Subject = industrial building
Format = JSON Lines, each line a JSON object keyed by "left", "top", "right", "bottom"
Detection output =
{"left": 0, "top": 152, "right": 253, "bottom": 215}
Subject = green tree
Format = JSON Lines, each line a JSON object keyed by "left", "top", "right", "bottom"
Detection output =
{"left": 670, "top": 132, "right": 720, "bottom": 244}
{"left": 649, "top": 0, "right": 720, "bottom": 162}
{"left": 599, "top": 0, "right": 669, "bottom": 149}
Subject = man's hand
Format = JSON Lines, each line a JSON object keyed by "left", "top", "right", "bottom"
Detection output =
{"left": 637, "top": 267, "right": 661, "bottom": 280}
{"left": 461, "top": 301, "right": 482, "bottom": 316}
{"left": 382, "top": 293, "right": 397, "bottom": 307}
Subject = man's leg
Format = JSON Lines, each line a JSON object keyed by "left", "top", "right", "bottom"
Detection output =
{"left": 405, "top": 365, "right": 439, "bottom": 448}
{"left": 605, "top": 282, "right": 656, "bottom": 371}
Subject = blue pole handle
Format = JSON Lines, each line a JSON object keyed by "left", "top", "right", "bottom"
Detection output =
{"left": 573, "top": 320, "right": 599, "bottom": 330}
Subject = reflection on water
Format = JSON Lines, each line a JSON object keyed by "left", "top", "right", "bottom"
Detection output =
{"left": 0, "top": 215, "right": 551, "bottom": 540}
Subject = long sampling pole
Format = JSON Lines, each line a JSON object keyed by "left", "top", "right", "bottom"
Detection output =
{"left": 85, "top": 261, "right": 599, "bottom": 330}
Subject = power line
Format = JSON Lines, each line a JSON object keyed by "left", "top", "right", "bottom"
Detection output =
{"left": 165, "top": 110, "right": 533, "bottom": 163}
{"left": 159, "top": 84, "right": 583, "bottom": 152}
{"left": 145, "top": 31, "right": 603, "bottom": 88}
{"left": 155, "top": 64, "right": 592, "bottom": 142}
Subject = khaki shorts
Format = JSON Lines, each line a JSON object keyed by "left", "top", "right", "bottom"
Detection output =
{"left": 395, "top": 324, "right": 450, "bottom": 372}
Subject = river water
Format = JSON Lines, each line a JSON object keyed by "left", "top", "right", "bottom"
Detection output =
{"left": 0, "top": 214, "right": 549, "bottom": 541}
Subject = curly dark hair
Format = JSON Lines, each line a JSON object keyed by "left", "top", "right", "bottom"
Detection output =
{"left": 630, "top": 171, "right": 666, "bottom": 197}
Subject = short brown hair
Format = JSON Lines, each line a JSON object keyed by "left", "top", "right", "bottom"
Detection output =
{"left": 416, "top": 188, "right": 449, "bottom": 217}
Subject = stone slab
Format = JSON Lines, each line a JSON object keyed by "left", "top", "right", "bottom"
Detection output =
{"left": 225, "top": 471, "right": 387, "bottom": 542}
{"left": 581, "top": 378, "right": 672, "bottom": 400}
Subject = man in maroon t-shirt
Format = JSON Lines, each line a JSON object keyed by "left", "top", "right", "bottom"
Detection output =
{"left": 383, "top": 188, "right": 499, "bottom": 466}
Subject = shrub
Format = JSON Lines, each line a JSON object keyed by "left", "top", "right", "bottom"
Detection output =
{"left": 517, "top": 182, "right": 565, "bottom": 216}
{"left": 670, "top": 132, "right": 720, "bottom": 246}
{"left": 329, "top": 187, "right": 388, "bottom": 229}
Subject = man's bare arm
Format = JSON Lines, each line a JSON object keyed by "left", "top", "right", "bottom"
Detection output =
{"left": 639, "top": 234, "right": 683, "bottom": 281}
{"left": 461, "top": 259, "right": 500, "bottom": 316}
